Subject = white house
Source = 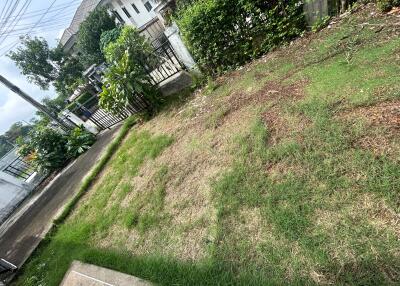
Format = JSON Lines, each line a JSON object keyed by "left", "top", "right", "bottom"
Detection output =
{"left": 60, "top": 0, "right": 168, "bottom": 54}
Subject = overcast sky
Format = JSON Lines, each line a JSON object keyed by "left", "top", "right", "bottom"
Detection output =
{"left": 0, "top": 0, "right": 82, "bottom": 134}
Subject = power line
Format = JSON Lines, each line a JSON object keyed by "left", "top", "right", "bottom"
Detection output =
{"left": 0, "top": 0, "right": 60, "bottom": 56}
{"left": 0, "top": 0, "right": 104, "bottom": 56}
{"left": 0, "top": 0, "right": 20, "bottom": 33}
{"left": 0, "top": 0, "right": 32, "bottom": 43}
{"left": 0, "top": 0, "right": 81, "bottom": 22}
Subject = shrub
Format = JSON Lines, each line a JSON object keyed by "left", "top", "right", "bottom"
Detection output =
{"left": 66, "top": 127, "right": 96, "bottom": 158}
{"left": 100, "top": 26, "right": 160, "bottom": 113}
{"left": 18, "top": 127, "right": 68, "bottom": 172}
{"left": 176, "top": 0, "right": 305, "bottom": 74}
{"left": 18, "top": 126, "right": 96, "bottom": 172}
{"left": 377, "top": 0, "right": 400, "bottom": 11}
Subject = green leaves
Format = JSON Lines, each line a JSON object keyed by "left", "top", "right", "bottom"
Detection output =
{"left": 66, "top": 127, "right": 96, "bottom": 158}
{"left": 177, "top": 0, "right": 306, "bottom": 74}
{"left": 8, "top": 37, "right": 57, "bottom": 90}
{"left": 76, "top": 7, "right": 117, "bottom": 68}
{"left": 99, "top": 26, "right": 160, "bottom": 114}
{"left": 18, "top": 126, "right": 96, "bottom": 172}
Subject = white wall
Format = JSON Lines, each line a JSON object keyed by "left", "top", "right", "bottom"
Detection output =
{"left": 0, "top": 171, "right": 33, "bottom": 224}
{"left": 165, "top": 23, "right": 197, "bottom": 71}
{"left": 109, "top": 0, "right": 157, "bottom": 28}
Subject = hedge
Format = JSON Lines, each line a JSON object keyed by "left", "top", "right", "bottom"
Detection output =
{"left": 177, "top": 0, "right": 306, "bottom": 74}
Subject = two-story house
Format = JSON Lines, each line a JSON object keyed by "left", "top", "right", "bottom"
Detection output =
{"left": 60, "top": 0, "right": 167, "bottom": 55}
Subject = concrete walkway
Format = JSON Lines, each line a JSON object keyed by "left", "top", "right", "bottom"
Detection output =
{"left": 60, "top": 261, "right": 151, "bottom": 286}
{"left": 0, "top": 127, "right": 121, "bottom": 274}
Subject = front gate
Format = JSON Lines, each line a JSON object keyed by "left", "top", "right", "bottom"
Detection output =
{"left": 70, "top": 93, "right": 148, "bottom": 131}
{"left": 144, "top": 40, "right": 186, "bottom": 86}
{"left": 71, "top": 22, "right": 186, "bottom": 131}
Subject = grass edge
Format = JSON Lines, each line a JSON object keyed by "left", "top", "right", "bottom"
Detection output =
{"left": 54, "top": 117, "right": 137, "bottom": 225}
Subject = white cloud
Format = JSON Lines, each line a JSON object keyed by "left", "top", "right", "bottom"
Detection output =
{"left": 0, "top": 0, "right": 81, "bottom": 134}
{"left": 0, "top": 91, "right": 36, "bottom": 133}
{"left": 0, "top": 56, "right": 54, "bottom": 134}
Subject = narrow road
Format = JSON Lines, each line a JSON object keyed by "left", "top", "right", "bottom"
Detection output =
{"left": 0, "top": 127, "right": 120, "bottom": 272}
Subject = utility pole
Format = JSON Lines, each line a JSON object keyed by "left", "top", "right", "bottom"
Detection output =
{"left": 0, "top": 74, "right": 70, "bottom": 130}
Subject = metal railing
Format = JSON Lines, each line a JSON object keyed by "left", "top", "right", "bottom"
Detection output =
{"left": 145, "top": 40, "right": 186, "bottom": 85}
{"left": 69, "top": 94, "right": 148, "bottom": 131}
{"left": 3, "top": 155, "right": 34, "bottom": 181}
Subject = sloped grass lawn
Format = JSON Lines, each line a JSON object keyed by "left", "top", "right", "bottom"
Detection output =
{"left": 16, "top": 5, "right": 399, "bottom": 286}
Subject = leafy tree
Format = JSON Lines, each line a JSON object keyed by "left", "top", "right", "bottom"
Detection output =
{"left": 8, "top": 37, "right": 58, "bottom": 89}
{"left": 8, "top": 37, "right": 84, "bottom": 95}
{"left": 54, "top": 56, "right": 85, "bottom": 98}
{"left": 100, "top": 26, "right": 159, "bottom": 113}
{"left": 4, "top": 122, "right": 33, "bottom": 142}
{"left": 76, "top": 7, "right": 116, "bottom": 67}
{"left": 100, "top": 27, "right": 121, "bottom": 54}
{"left": 0, "top": 122, "right": 33, "bottom": 158}
{"left": 0, "top": 136, "right": 14, "bottom": 157}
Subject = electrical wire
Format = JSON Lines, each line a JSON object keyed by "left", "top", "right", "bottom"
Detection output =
{"left": 0, "top": 0, "right": 104, "bottom": 57}
{"left": 0, "top": 0, "right": 32, "bottom": 43}
{"left": 0, "top": 0, "right": 60, "bottom": 56}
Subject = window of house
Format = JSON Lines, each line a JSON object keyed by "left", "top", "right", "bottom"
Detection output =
{"left": 144, "top": 1, "right": 152, "bottom": 12}
{"left": 131, "top": 3, "right": 140, "bottom": 13}
{"left": 122, "top": 7, "right": 131, "bottom": 18}
{"left": 112, "top": 10, "right": 124, "bottom": 23}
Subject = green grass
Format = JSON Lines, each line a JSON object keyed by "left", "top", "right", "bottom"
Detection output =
{"left": 15, "top": 126, "right": 173, "bottom": 286}
{"left": 15, "top": 5, "right": 400, "bottom": 286}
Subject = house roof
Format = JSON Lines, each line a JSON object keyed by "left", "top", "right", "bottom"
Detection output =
{"left": 60, "top": 0, "right": 103, "bottom": 46}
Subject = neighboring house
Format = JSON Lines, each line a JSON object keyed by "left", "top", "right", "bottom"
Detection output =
{"left": 60, "top": 0, "right": 169, "bottom": 54}
{"left": 0, "top": 148, "right": 43, "bottom": 224}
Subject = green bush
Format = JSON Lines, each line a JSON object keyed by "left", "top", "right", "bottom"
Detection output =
{"left": 177, "top": 0, "right": 305, "bottom": 74}
{"left": 66, "top": 127, "right": 96, "bottom": 158}
{"left": 377, "top": 0, "right": 399, "bottom": 11}
{"left": 100, "top": 26, "right": 160, "bottom": 113}
{"left": 18, "top": 127, "right": 68, "bottom": 172}
{"left": 18, "top": 126, "right": 96, "bottom": 172}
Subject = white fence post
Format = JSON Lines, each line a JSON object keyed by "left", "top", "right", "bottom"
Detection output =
{"left": 164, "top": 22, "right": 198, "bottom": 72}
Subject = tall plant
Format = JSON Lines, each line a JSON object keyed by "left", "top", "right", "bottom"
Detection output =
{"left": 100, "top": 26, "right": 159, "bottom": 114}
{"left": 177, "top": 0, "right": 305, "bottom": 74}
{"left": 76, "top": 7, "right": 117, "bottom": 68}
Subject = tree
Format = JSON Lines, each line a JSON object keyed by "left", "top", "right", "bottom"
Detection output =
{"left": 8, "top": 37, "right": 84, "bottom": 96}
{"left": 8, "top": 37, "right": 58, "bottom": 90}
{"left": 76, "top": 7, "right": 117, "bottom": 68}
{"left": 100, "top": 27, "right": 121, "bottom": 53}
{"left": 100, "top": 26, "right": 159, "bottom": 113}
{"left": 0, "top": 136, "right": 13, "bottom": 157}
{"left": 0, "top": 122, "right": 33, "bottom": 157}
{"left": 4, "top": 122, "right": 32, "bottom": 142}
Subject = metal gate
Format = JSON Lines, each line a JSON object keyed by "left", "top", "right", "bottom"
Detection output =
{"left": 145, "top": 40, "right": 186, "bottom": 85}
{"left": 70, "top": 94, "right": 148, "bottom": 131}
{"left": 3, "top": 155, "right": 34, "bottom": 181}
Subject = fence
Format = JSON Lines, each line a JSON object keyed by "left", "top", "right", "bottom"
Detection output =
{"left": 139, "top": 18, "right": 167, "bottom": 49}
{"left": 69, "top": 93, "right": 148, "bottom": 131}
{"left": 145, "top": 40, "right": 186, "bottom": 85}
{"left": 2, "top": 155, "right": 34, "bottom": 181}
{"left": 71, "top": 19, "right": 186, "bottom": 131}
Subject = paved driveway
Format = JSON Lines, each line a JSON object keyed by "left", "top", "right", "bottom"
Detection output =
{"left": 0, "top": 127, "right": 120, "bottom": 275}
